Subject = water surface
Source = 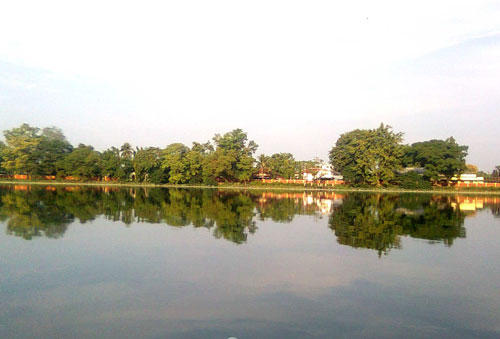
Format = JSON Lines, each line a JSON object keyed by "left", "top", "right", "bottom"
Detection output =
{"left": 0, "top": 186, "right": 499, "bottom": 338}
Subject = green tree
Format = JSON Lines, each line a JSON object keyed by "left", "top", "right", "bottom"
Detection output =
{"left": 161, "top": 143, "right": 190, "bottom": 184}
{"left": 403, "top": 138, "right": 468, "bottom": 182}
{"left": 133, "top": 147, "right": 166, "bottom": 183}
{"left": 101, "top": 147, "right": 132, "bottom": 180}
{"left": 329, "top": 124, "right": 403, "bottom": 186}
{"left": 120, "top": 142, "right": 135, "bottom": 160}
{"left": 35, "top": 127, "right": 73, "bottom": 175}
{"left": 202, "top": 148, "right": 234, "bottom": 183}
{"left": 183, "top": 146, "right": 209, "bottom": 184}
{"left": 256, "top": 154, "right": 270, "bottom": 175}
{"left": 2, "top": 123, "right": 42, "bottom": 175}
{"left": 56, "top": 144, "right": 102, "bottom": 180}
{"left": 208, "top": 129, "right": 258, "bottom": 182}
{"left": 390, "top": 172, "right": 432, "bottom": 189}
{"left": 1, "top": 124, "right": 74, "bottom": 176}
{"left": 268, "top": 153, "right": 296, "bottom": 179}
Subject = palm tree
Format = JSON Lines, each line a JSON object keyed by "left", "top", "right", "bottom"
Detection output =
{"left": 256, "top": 154, "right": 270, "bottom": 178}
{"left": 120, "top": 142, "right": 135, "bottom": 159}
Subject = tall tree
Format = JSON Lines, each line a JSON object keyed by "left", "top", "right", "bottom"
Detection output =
{"left": 120, "top": 142, "right": 135, "bottom": 160}
{"left": 2, "top": 123, "right": 41, "bottom": 175}
{"left": 101, "top": 147, "right": 133, "bottom": 180}
{"left": 403, "top": 138, "right": 468, "bottom": 182}
{"left": 187, "top": 141, "right": 213, "bottom": 184}
{"left": 133, "top": 147, "right": 166, "bottom": 183}
{"left": 268, "top": 153, "right": 296, "bottom": 179}
{"left": 209, "top": 129, "right": 258, "bottom": 182}
{"left": 161, "top": 143, "right": 190, "bottom": 184}
{"left": 329, "top": 124, "right": 403, "bottom": 186}
{"left": 257, "top": 154, "right": 270, "bottom": 172}
{"left": 35, "top": 127, "right": 73, "bottom": 175}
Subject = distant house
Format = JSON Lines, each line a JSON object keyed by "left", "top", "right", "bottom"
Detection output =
{"left": 303, "top": 171, "right": 314, "bottom": 181}
{"left": 450, "top": 173, "right": 484, "bottom": 183}
{"left": 254, "top": 168, "right": 272, "bottom": 179}
{"left": 303, "top": 164, "right": 343, "bottom": 181}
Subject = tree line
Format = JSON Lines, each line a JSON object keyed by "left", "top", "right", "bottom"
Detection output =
{"left": 0, "top": 123, "right": 497, "bottom": 186}
{"left": 329, "top": 123, "right": 497, "bottom": 186}
{"left": 0, "top": 123, "right": 323, "bottom": 184}
{"left": 0, "top": 124, "right": 262, "bottom": 184}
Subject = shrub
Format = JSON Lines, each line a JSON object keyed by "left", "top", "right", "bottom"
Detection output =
{"left": 392, "top": 172, "right": 432, "bottom": 189}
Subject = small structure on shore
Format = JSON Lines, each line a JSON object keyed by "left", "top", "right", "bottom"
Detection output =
{"left": 302, "top": 164, "right": 343, "bottom": 181}
{"left": 254, "top": 168, "right": 272, "bottom": 180}
{"left": 451, "top": 173, "right": 484, "bottom": 183}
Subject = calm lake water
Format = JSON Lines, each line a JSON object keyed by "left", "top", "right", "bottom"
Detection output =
{"left": 0, "top": 185, "right": 499, "bottom": 338}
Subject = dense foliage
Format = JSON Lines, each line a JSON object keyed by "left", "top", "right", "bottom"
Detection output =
{"left": 329, "top": 124, "right": 404, "bottom": 186}
{"left": 0, "top": 123, "right": 483, "bottom": 186}
{"left": 1, "top": 124, "right": 74, "bottom": 176}
{"left": 0, "top": 124, "right": 261, "bottom": 185}
{"left": 402, "top": 138, "right": 468, "bottom": 182}
{"left": 391, "top": 172, "right": 433, "bottom": 190}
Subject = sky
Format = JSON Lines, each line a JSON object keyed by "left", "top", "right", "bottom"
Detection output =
{"left": 0, "top": 0, "right": 499, "bottom": 171}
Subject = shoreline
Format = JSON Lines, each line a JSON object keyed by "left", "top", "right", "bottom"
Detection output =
{"left": 1, "top": 180, "right": 500, "bottom": 195}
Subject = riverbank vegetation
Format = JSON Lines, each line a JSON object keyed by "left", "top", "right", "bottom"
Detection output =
{"left": 1, "top": 123, "right": 498, "bottom": 188}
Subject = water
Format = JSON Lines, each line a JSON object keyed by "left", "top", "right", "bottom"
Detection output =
{"left": 0, "top": 185, "right": 499, "bottom": 338}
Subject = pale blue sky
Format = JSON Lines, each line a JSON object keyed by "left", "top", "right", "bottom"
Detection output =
{"left": 0, "top": 0, "right": 499, "bottom": 171}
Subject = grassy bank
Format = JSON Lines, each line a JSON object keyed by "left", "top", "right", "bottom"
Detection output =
{"left": 1, "top": 179, "right": 500, "bottom": 195}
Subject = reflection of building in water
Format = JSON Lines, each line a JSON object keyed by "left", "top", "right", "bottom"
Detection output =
{"left": 302, "top": 193, "right": 344, "bottom": 215}
{"left": 450, "top": 196, "right": 500, "bottom": 213}
{"left": 258, "top": 192, "right": 344, "bottom": 215}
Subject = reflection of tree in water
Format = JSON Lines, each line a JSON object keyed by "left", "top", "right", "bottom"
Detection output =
{"left": 490, "top": 203, "right": 500, "bottom": 218}
{"left": 0, "top": 188, "right": 72, "bottom": 240}
{"left": 0, "top": 187, "right": 260, "bottom": 244}
{"left": 398, "top": 195, "right": 466, "bottom": 246}
{"left": 329, "top": 194, "right": 467, "bottom": 256}
{"left": 257, "top": 197, "right": 303, "bottom": 222}
{"left": 101, "top": 189, "right": 135, "bottom": 224}
{"left": 55, "top": 188, "right": 103, "bottom": 223}
{"left": 329, "top": 194, "right": 402, "bottom": 256}
{"left": 0, "top": 187, "right": 337, "bottom": 243}
{"left": 207, "top": 193, "right": 256, "bottom": 244}
{"left": 0, "top": 187, "right": 480, "bottom": 248}
{"left": 131, "top": 189, "right": 256, "bottom": 243}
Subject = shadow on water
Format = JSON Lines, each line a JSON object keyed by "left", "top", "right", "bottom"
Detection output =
{"left": 0, "top": 185, "right": 499, "bottom": 252}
